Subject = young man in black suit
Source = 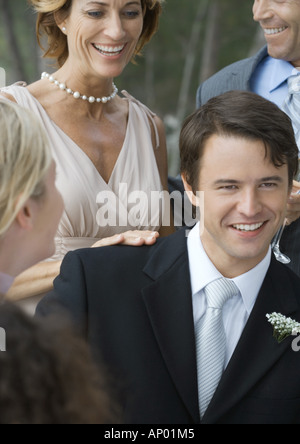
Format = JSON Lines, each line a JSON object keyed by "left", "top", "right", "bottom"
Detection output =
{"left": 196, "top": 0, "right": 300, "bottom": 277}
{"left": 37, "top": 92, "right": 300, "bottom": 424}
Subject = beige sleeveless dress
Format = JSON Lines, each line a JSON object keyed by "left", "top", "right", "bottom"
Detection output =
{"left": 1, "top": 84, "right": 165, "bottom": 261}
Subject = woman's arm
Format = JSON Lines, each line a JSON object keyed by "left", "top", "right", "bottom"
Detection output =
{"left": 6, "top": 231, "right": 160, "bottom": 301}
{"left": 6, "top": 261, "right": 61, "bottom": 302}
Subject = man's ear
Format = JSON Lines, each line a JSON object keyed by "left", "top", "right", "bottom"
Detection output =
{"left": 181, "top": 174, "right": 201, "bottom": 208}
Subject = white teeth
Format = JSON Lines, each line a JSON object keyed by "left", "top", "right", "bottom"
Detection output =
{"left": 93, "top": 44, "right": 125, "bottom": 55}
{"left": 232, "top": 223, "right": 264, "bottom": 232}
{"left": 264, "top": 27, "right": 287, "bottom": 35}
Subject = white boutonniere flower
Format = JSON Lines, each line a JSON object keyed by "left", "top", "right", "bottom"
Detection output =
{"left": 266, "top": 313, "right": 300, "bottom": 344}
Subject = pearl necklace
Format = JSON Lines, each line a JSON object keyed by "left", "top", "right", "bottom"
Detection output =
{"left": 41, "top": 72, "right": 118, "bottom": 104}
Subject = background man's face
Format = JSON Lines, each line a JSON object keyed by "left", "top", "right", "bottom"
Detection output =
{"left": 197, "top": 134, "right": 289, "bottom": 275}
{"left": 253, "top": 0, "right": 300, "bottom": 66}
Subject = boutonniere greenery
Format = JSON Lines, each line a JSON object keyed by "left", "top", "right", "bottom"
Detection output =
{"left": 266, "top": 313, "right": 300, "bottom": 344}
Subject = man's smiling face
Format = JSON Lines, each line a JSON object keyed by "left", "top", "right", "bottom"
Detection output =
{"left": 195, "top": 134, "right": 290, "bottom": 276}
{"left": 253, "top": 0, "right": 300, "bottom": 66}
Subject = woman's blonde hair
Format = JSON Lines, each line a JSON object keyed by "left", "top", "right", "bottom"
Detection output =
{"left": 0, "top": 101, "right": 52, "bottom": 238}
{"left": 29, "top": 0, "right": 164, "bottom": 67}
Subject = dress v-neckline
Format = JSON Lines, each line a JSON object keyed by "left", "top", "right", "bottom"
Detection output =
{"left": 22, "top": 87, "right": 131, "bottom": 188}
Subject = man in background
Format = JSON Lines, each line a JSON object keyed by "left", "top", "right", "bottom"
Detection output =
{"left": 196, "top": 0, "right": 300, "bottom": 277}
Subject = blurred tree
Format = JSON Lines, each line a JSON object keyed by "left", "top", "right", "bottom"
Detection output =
{"left": 199, "top": 0, "right": 221, "bottom": 84}
{"left": 0, "top": 0, "right": 46, "bottom": 85}
{"left": 0, "top": 0, "right": 26, "bottom": 80}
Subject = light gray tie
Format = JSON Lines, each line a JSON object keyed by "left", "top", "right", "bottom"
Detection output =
{"left": 283, "top": 74, "right": 300, "bottom": 147}
{"left": 196, "top": 278, "right": 239, "bottom": 419}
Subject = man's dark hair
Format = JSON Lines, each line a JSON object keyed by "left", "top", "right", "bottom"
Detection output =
{"left": 180, "top": 91, "right": 299, "bottom": 192}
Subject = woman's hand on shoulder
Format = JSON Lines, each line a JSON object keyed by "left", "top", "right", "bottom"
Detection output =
{"left": 92, "top": 231, "right": 159, "bottom": 248}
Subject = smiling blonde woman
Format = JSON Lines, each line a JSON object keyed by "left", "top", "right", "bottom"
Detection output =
{"left": 1, "top": 0, "right": 173, "bottom": 304}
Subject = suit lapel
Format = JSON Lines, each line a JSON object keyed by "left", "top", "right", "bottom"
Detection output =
{"left": 230, "top": 46, "right": 268, "bottom": 91}
{"left": 140, "top": 231, "right": 300, "bottom": 425}
{"left": 203, "top": 256, "right": 300, "bottom": 424}
{"left": 142, "top": 229, "right": 200, "bottom": 424}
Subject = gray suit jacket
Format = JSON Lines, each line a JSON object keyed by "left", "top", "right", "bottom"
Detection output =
{"left": 196, "top": 46, "right": 268, "bottom": 108}
{"left": 196, "top": 46, "right": 300, "bottom": 277}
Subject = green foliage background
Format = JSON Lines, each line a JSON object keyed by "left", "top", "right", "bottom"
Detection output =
{"left": 0, "top": 0, "right": 258, "bottom": 118}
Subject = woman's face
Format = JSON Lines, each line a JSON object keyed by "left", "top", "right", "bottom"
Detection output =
{"left": 63, "top": 0, "right": 144, "bottom": 79}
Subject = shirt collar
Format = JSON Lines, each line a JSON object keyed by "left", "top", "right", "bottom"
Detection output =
{"left": 268, "top": 57, "right": 298, "bottom": 93}
{"left": 187, "top": 223, "right": 272, "bottom": 315}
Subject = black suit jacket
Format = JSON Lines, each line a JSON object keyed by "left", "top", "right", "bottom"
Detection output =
{"left": 37, "top": 229, "right": 300, "bottom": 424}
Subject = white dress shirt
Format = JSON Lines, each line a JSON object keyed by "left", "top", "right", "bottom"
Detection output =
{"left": 187, "top": 223, "right": 271, "bottom": 367}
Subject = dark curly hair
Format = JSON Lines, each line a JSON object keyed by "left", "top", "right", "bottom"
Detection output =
{"left": 0, "top": 301, "right": 119, "bottom": 424}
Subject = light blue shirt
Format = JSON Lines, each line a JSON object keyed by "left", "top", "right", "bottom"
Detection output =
{"left": 187, "top": 223, "right": 271, "bottom": 368}
{"left": 250, "top": 56, "right": 300, "bottom": 109}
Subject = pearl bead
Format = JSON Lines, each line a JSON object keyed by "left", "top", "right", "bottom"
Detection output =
{"left": 41, "top": 73, "right": 118, "bottom": 105}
